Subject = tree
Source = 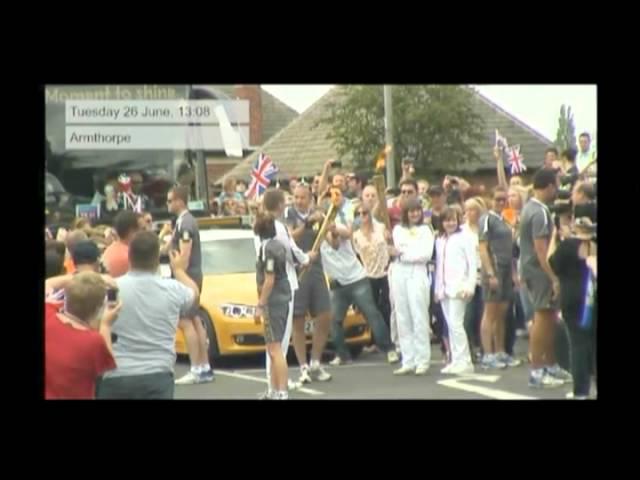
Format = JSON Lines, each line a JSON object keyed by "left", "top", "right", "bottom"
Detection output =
{"left": 319, "top": 85, "right": 485, "bottom": 177}
{"left": 554, "top": 104, "right": 577, "bottom": 151}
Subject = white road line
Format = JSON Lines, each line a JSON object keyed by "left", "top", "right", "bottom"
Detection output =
{"left": 437, "top": 376, "right": 537, "bottom": 400}
{"left": 215, "top": 370, "right": 325, "bottom": 396}
{"left": 230, "top": 359, "right": 447, "bottom": 374}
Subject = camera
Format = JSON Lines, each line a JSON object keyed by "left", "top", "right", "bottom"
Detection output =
{"left": 330, "top": 160, "right": 342, "bottom": 168}
{"left": 107, "top": 288, "right": 118, "bottom": 303}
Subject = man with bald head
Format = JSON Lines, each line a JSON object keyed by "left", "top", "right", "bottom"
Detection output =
{"left": 285, "top": 184, "right": 333, "bottom": 385}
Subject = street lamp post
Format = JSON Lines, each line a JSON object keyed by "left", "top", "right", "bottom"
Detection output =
{"left": 383, "top": 85, "right": 395, "bottom": 187}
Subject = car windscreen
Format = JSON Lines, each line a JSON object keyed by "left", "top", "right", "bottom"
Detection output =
{"left": 201, "top": 238, "right": 256, "bottom": 275}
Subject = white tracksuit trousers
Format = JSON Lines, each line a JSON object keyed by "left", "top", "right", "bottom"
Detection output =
{"left": 391, "top": 264, "right": 431, "bottom": 369}
{"left": 441, "top": 297, "right": 473, "bottom": 369}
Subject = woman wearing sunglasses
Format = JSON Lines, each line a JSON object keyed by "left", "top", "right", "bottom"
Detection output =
{"left": 352, "top": 205, "right": 398, "bottom": 361}
{"left": 478, "top": 186, "right": 520, "bottom": 369}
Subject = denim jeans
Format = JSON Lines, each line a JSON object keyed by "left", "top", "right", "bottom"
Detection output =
{"left": 331, "top": 277, "right": 392, "bottom": 359}
{"left": 369, "top": 276, "right": 391, "bottom": 328}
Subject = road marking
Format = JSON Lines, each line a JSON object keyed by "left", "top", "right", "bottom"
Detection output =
{"left": 437, "top": 374, "right": 537, "bottom": 400}
{"left": 215, "top": 370, "right": 325, "bottom": 396}
{"left": 232, "top": 359, "right": 448, "bottom": 374}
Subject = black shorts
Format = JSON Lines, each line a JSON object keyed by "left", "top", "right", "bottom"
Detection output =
{"left": 523, "top": 270, "right": 559, "bottom": 311}
{"left": 482, "top": 266, "right": 514, "bottom": 303}
{"left": 293, "top": 269, "right": 331, "bottom": 318}
{"left": 263, "top": 300, "right": 290, "bottom": 344}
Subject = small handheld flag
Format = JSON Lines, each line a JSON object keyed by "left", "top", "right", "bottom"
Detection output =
{"left": 507, "top": 144, "right": 527, "bottom": 175}
{"left": 245, "top": 153, "right": 279, "bottom": 200}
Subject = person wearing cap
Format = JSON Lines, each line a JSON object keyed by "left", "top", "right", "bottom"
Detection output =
{"left": 72, "top": 240, "right": 102, "bottom": 274}
{"left": 46, "top": 240, "right": 118, "bottom": 312}
{"left": 549, "top": 215, "right": 597, "bottom": 399}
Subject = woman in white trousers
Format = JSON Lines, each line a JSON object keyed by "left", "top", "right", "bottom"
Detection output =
{"left": 389, "top": 198, "right": 434, "bottom": 376}
{"left": 435, "top": 206, "right": 477, "bottom": 375}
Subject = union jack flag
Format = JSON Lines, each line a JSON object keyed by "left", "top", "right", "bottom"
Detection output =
{"left": 245, "top": 153, "right": 278, "bottom": 199}
{"left": 507, "top": 144, "right": 527, "bottom": 175}
{"left": 46, "top": 288, "right": 65, "bottom": 309}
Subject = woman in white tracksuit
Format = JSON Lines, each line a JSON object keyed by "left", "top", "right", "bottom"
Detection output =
{"left": 435, "top": 205, "right": 477, "bottom": 375}
{"left": 390, "top": 198, "right": 434, "bottom": 376}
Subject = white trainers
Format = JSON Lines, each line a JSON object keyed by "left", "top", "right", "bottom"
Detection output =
{"left": 298, "top": 366, "right": 313, "bottom": 384}
{"left": 387, "top": 351, "right": 400, "bottom": 364}
{"left": 440, "top": 364, "right": 453, "bottom": 374}
{"left": 329, "top": 356, "right": 351, "bottom": 366}
{"left": 309, "top": 365, "right": 332, "bottom": 382}
{"left": 288, "top": 378, "right": 303, "bottom": 390}
{"left": 446, "top": 364, "right": 475, "bottom": 375}
{"left": 546, "top": 365, "right": 573, "bottom": 383}
{"left": 415, "top": 365, "right": 430, "bottom": 376}
{"left": 175, "top": 371, "right": 200, "bottom": 385}
{"left": 393, "top": 366, "right": 415, "bottom": 376}
{"left": 566, "top": 392, "right": 589, "bottom": 400}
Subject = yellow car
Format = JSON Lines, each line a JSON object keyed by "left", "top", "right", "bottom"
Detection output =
{"left": 174, "top": 217, "right": 371, "bottom": 361}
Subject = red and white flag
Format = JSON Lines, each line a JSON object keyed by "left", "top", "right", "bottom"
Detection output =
{"left": 507, "top": 144, "right": 527, "bottom": 175}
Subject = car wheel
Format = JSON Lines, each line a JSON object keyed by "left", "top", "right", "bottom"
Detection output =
{"left": 198, "top": 308, "right": 220, "bottom": 363}
{"left": 349, "top": 345, "right": 364, "bottom": 359}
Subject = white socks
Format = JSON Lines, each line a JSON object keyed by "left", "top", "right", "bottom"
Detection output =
{"left": 191, "top": 364, "right": 211, "bottom": 375}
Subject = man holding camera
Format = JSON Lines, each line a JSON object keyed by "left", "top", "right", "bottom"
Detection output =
{"left": 97, "top": 232, "right": 200, "bottom": 399}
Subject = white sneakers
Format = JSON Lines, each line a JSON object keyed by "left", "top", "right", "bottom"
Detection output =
{"left": 393, "top": 365, "right": 430, "bottom": 376}
{"left": 393, "top": 366, "right": 415, "bottom": 376}
{"left": 387, "top": 351, "right": 400, "bottom": 364}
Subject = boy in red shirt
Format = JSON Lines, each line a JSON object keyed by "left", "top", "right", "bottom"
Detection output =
{"left": 45, "top": 272, "right": 121, "bottom": 399}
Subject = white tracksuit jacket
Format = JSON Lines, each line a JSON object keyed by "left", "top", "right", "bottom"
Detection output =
{"left": 391, "top": 224, "right": 434, "bottom": 369}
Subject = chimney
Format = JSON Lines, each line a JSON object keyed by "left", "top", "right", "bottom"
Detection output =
{"left": 234, "top": 85, "right": 262, "bottom": 146}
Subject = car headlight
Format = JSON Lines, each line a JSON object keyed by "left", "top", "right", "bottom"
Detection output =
{"left": 220, "top": 304, "right": 256, "bottom": 319}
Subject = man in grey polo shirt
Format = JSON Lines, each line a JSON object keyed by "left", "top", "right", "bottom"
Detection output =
{"left": 519, "top": 169, "right": 571, "bottom": 388}
{"left": 97, "top": 231, "right": 200, "bottom": 399}
{"left": 166, "top": 185, "right": 213, "bottom": 385}
{"left": 319, "top": 192, "right": 393, "bottom": 366}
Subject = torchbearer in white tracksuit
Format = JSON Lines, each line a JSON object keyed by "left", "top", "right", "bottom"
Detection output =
{"left": 261, "top": 189, "right": 316, "bottom": 399}
{"left": 435, "top": 206, "right": 477, "bottom": 375}
{"left": 389, "top": 198, "right": 434, "bottom": 376}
